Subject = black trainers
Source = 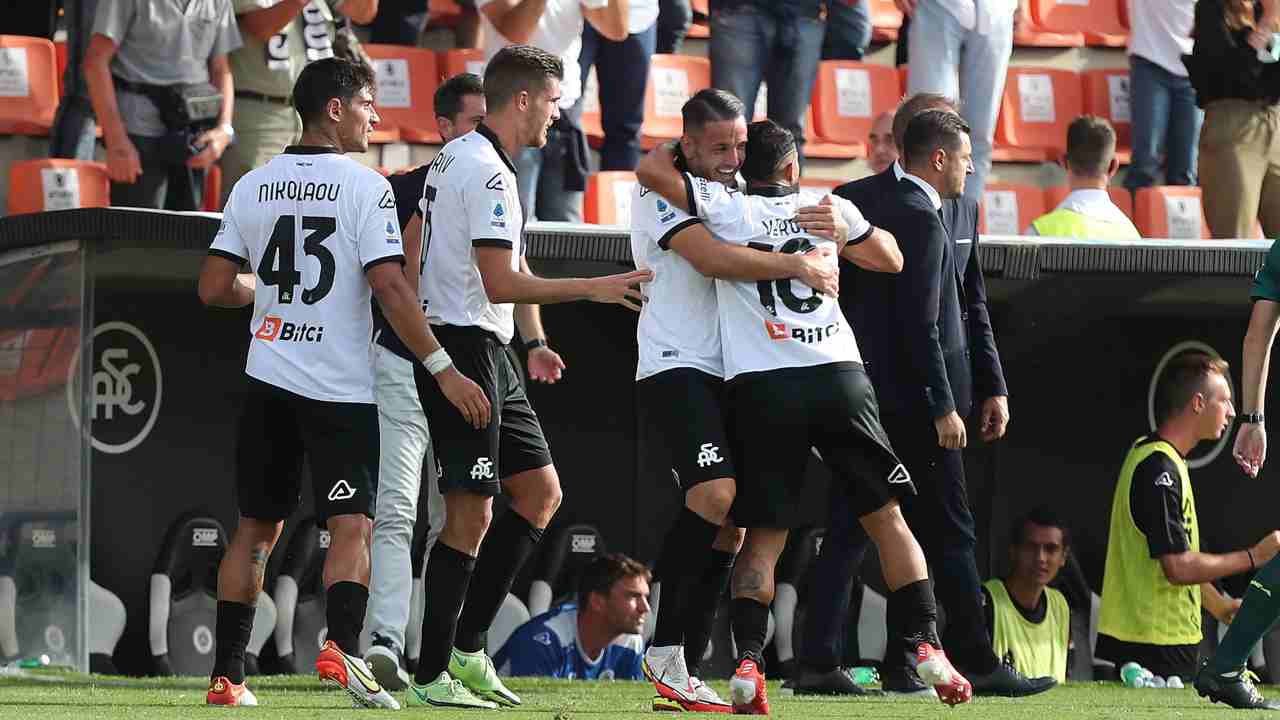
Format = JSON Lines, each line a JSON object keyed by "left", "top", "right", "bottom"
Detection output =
{"left": 1195, "top": 660, "right": 1280, "bottom": 710}
{"left": 881, "top": 665, "right": 936, "bottom": 697}
{"left": 364, "top": 633, "right": 411, "bottom": 691}
{"left": 793, "top": 667, "right": 881, "bottom": 696}
{"left": 967, "top": 660, "right": 1056, "bottom": 697}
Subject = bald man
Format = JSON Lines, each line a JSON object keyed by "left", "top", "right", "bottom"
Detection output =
{"left": 867, "top": 111, "right": 897, "bottom": 176}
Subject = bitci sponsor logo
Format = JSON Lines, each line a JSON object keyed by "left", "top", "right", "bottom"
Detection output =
{"left": 255, "top": 316, "right": 325, "bottom": 343}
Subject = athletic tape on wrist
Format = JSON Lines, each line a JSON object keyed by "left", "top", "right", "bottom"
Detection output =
{"left": 423, "top": 348, "right": 453, "bottom": 375}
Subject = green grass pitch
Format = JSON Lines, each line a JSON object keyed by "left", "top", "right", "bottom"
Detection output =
{"left": 0, "top": 672, "right": 1266, "bottom": 719}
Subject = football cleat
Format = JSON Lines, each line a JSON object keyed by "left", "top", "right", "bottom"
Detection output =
{"left": 643, "top": 645, "right": 731, "bottom": 713}
{"left": 914, "top": 643, "right": 973, "bottom": 706}
{"left": 449, "top": 647, "right": 521, "bottom": 707}
{"left": 729, "top": 657, "right": 769, "bottom": 715}
{"left": 316, "top": 640, "right": 401, "bottom": 709}
{"left": 365, "top": 635, "right": 411, "bottom": 691}
{"left": 406, "top": 671, "right": 499, "bottom": 710}
{"left": 206, "top": 676, "right": 258, "bottom": 706}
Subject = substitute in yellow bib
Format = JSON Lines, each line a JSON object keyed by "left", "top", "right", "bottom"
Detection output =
{"left": 1098, "top": 353, "right": 1279, "bottom": 681}
{"left": 1026, "top": 116, "right": 1139, "bottom": 240}
{"left": 982, "top": 507, "right": 1072, "bottom": 683}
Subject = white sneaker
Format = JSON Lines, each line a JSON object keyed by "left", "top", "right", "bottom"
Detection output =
{"left": 316, "top": 640, "right": 401, "bottom": 709}
{"left": 643, "top": 645, "right": 730, "bottom": 713}
{"left": 365, "top": 639, "right": 411, "bottom": 691}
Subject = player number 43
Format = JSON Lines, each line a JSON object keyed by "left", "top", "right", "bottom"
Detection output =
{"left": 258, "top": 215, "right": 337, "bottom": 305}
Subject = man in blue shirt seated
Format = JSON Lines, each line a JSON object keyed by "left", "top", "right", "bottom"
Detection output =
{"left": 495, "top": 553, "right": 650, "bottom": 680}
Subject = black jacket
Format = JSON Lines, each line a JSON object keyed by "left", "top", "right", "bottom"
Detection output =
{"left": 1185, "top": 0, "right": 1280, "bottom": 107}
{"left": 835, "top": 167, "right": 1007, "bottom": 420}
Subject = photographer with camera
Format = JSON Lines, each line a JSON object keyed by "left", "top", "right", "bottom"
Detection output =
{"left": 84, "top": 0, "right": 242, "bottom": 210}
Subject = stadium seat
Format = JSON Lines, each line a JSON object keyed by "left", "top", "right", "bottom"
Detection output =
{"left": 688, "top": 0, "right": 710, "bottom": 36}
{"left": 1013, "top": 16, "right": 1085, "bottom": 48}
{"left": 811, "top": 61, "right": 901, "bottom": 147}
{"left": 1082, "top": 69, "right": 1132, "bottom": 163}
{"left": 202, "top": 164, "right": 222, "bottom": 213}
{"left": 272, "top": 518, "right": 330, "bottom": 674}
{"left": 0, "top": 512, "right": 78, "bottom": 667}
{"left": 585, "top": 171, "right": 638, "bottom": 225}
{"left": 487, "top": 594, "right": 531, "bottom": 657}
{"left": 642, "top": 55, "right": 710, "bottom": 145}
{"left": 980, "top": 183, "right": 1046, "bottom": 235}
{"left": 869, "top": 0, "right": 904, "bottom": 42}
{"left": 804, "top": 105, "right": 863, "bottom": 160}
{"left": 7, "top": 159, "right": 110, "bottom": 216}
{"left": 88, "top": 580, "right": 127, "bottom": 674}
{"left": 1032, "top": 0, "right": 1127, "bottom": 47}
{"left": 364, "top": 44, "right": 440, "bottom": 143}
{"left": 1044, "top": 185, "right": 1134, "bottom": 223}
{"left": 1134, "top": 186, "right": 1210, "bottom": 239}
{"left": 0, "top": 35, "right": 59, "bottom": 134}
{"left": 528, "top": 523, "right": 606, "bottom": 617}
{"left": 994, "top": 67, "right": 1083, "bottom": 162}
{"left": 438, "top": 47, "right": 484, "bottom": 81}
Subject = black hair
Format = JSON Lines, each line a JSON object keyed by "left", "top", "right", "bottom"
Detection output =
{"left": 292, "top": 57, "right": 377, "bottom": 130}
{"left": 1154, "top": 352, "right": 1230, "bottom": 425}
{"left": 682, "top": 88, "right": 745, "bottom": 132}
{"left": 1013, "top": 505, "right": 1072, "bottom": 548}
{"left": 902, "top": 109, "right": 971, "bottom": 170}
{"left": 434, "top": 72, "right": 484, "bottom": 120}
{"left": 741, "top": 119, "right": 797, "bottom": 183}
{"left": 483, "top": 44, "right": 563, "bottom": 112}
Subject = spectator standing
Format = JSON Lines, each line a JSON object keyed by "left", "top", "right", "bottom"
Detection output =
{"left": 982, "top": 507, "right": 1072, "bottom": 684}
{"left": 367, "top": 0, "right": 428, "bottom": 44}
{"left": 580, "top": 0, "right": 659, "bottom": 170}
{"left": 50, "top": 0, "right": 101, "bottom": 161}
{"left": 1027, "top": 116, "right": 1139, "bottom": 239}
{"left": 709, "top": 0, "right": 824, "bottom": 165}
{"left": 901, "top": 0, "right": 1015, "bottom": 203}
{"left": 1185, "top": 0, "right": 1280, "bottom": 239}
{"left": 478, "top": 0, "right": 629, "bottom": 222}
{"left": 1097, "top": 353, "right": 1276, "bottom": 682}
{"left": 823, "top": 0, "right": 872, "bottom": 60}
{"left": 494, "top": 553, "right": 650, "bottom": 679}
{"left": 223, "top": 0, "right": 377, "bottom": 206}
{"left": 83, "top": 0, "right": 242, "bottom": 209}
{"left": 656, "top": 0, "right": 692, "bottom": 53}
{"left": 1125, "top": 0, "right": 1199, "bottom": 193}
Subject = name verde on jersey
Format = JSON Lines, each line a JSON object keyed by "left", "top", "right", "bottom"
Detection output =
{"left": 211, "top": 148, "right": 404, "bottom": 403}
{"left": 684, "top": 173, "right": 870, "bottom": 380}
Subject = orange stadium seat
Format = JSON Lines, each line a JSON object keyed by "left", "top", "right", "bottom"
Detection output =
{"left": 979, "top": 183, "right": 1045, "bottom": 235}
{"left": 1082, "top": 69, "right": 1132, "bottom": 163}
{"left": 994, "top": 67, "right": 1083, "bottom": 162}
{"left": 428, "top": 0, "right": 463, "bottom": 26}
{"left": 1013, "top": 6, "right": 1084, "bottom": 47}
{"left": 585, "top": 171, "right": 638, "bottom": 225}
{"left": 811, "top": 61, "right": 901, "bottom": 146}
{"left": 641, "top": 54, "right": 710, "bottom": 144}
{"left": 7, "top": 159, "right": 110, "bottom": 215}
{"left": 364, "top": 44, "right": 441, "bottom": 144}
{"left": 1134, "top": 186, "right": 1210, "bottom": 239}
{"left": 804, "top": 105, "right": 863, "bottom": 159}
{"left": 1032, "top": 0, "right": 1127, "bottom": 47}
{"left": 1044, "top": 185, "right": 1134, "bottom": 222}
{"left": 0, "top": 35, "right": 59, "bottom": 135}
{"left": 438, "top": 48, "right": 484, "bottom": 81}
{"left": 869, "top": 0, "right": 904, "bottom": 43}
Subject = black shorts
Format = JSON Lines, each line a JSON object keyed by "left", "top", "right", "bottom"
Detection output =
{"left": 1095, "top": 634, "right": 1198, "bottom": 681}
{"left": 235, "top": 376, "right": 378, "bottom": 526}
{"left": 637, "top": 367, "right": 735, "bottom": 490}
{"left": 726, "top": 362, "right": 914, "bottom": 528}
{"left": 414, "top": 325, "right": 552, "bottom": 496}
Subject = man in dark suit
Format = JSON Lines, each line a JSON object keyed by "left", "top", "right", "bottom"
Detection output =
{"left": 792, "top": 98, "right": 1051, "bottom": 698}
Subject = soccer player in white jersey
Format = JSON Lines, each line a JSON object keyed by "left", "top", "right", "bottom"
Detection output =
{"left": 405, "top": 44, "right": 652, "bottom": 710}
{"left": 636, "top": 119, "right": 975, "bottom": 712}
{"left": 197, "top": 57, "right": 489, "bottom": 709}
{"left": 630, "top": 88, "right": 846, "bottom": 714}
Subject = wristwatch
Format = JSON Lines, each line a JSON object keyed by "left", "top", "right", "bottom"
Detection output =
{"left": 218, "top": 123, "right": 236, "bottom": 143}
{"left": 1242, "top": 412, "right": 1265, "bottom": 425}
{"left": 525, "top": 338, "right": 548, "bottom": 351}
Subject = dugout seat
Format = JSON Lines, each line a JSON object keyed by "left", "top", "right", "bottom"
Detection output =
{"left": 642, "top": 55, "right": 710, "bottom": 145}
{"left": 994, "top": 68, "right": 1083, "bottom": 162}
{"left": 272, "top": 518, "right": 329, "bottom": 675}
{"left": 438, "top": 47, "right": 484, "bottom": 82}
{"left": 88, "top": 579, "right": 126, "bottom": 674}
{"left": 150, "top": 512, "right": 276, "bottom": 676}
{"left": 488, "top": 594, "right": 531, "bottom": 657}
{"left": 364, "top": 44, "right": 443, "bottom": 144}
{"left": 1134, "top": 186, "right": 1209, "bottom": 239}
{"left": 810, "top": 61, "right": 901, "bottom": 147}
{"left": 0, "top": 512, "right": 78, "bottom": 667}
{"left": 528, "top": 523, "right": 607, "bottom": 617}
{"left": 1032, "top": 0, "right": 1127, "bottom": 47}
{"left": 0, "top": 35, "right": 59, "bottom": 134}
{"left": 1082, "top": 69, "right": 1132, "bottom": 163}
{"left": 979, "top": 183, "right": 1046, "bottom": 236}
{"left": 585, "top": 171, "right": 638, "bottom": 226}
{"left": 7, "top": 159, "right": 110, "bottom": 216}
{"left": 1044, "top": 185, "right": 1134, "bottom": 224}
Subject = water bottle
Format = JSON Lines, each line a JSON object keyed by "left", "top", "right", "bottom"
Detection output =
{"left": 15, "top": 655, "right": 49, "bottom": 669}
{"left": 849, "top": 667, "right": 879, "bottom": 685}
{"left": 1148, "top": 675, "right": 1167, "bottom": 688}
{"left": 1121, "top": 662, "right": 1148, "bottom": 688}
{"left": 1167, "top": 676, "right": 1184, "bottom": 689}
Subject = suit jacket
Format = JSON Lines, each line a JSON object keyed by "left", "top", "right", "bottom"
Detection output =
{"left": 834, "top": 167, "right": 1007, "bottom": 420}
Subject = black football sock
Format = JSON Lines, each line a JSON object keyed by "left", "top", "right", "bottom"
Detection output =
{"left": 325, "top": 581, "right": 369, "bottom": 656}
{"left": 731, "top": 597, "right": 771, "bottom": 666}
{"left": 684, "top": 548, "right": 736, "bottom": 675}
{"left": 212, "top": 600, "right": 256, "bottom": 685}
{"left": 1213, "top": 556, "right": 1280, "bottom": 674}
{"left": 454, "top": 511, "right": 544, "bottom": 654}
{"left": 892, "top": 580, "right": 941, "bottom": 665}
{"left": 653, "top": 508, "right": 722, "bottom": 649}
{"left": 414, "top": 542, "right": 475, "bottom": 685}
